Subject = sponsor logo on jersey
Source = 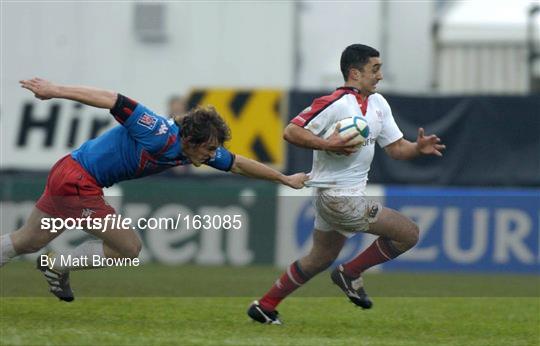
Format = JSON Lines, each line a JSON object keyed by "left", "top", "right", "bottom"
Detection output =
{"left": 138, "top": 113, "right": 158, "bottom": 130}
{"left": 156, "top": 123, "right": 168, "bottom": 135}
{"left": 361, "top": 137, "right": 377, "bottom": 146}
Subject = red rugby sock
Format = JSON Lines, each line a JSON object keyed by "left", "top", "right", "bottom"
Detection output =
{"left": 259, "top": 261, "right": 312, "bottom": 311}
{"left": 342, "top": 237, "right": 404, "bottom": 278}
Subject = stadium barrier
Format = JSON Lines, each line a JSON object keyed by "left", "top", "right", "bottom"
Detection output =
{"left": 9, "top": 90, "right": 538, "bottom": 187}
{"left": 3, "top": 88, "right": 286, "bottom": 171}
{"left": 1, "top": 176, "right": 276, "bottom": 265}
{"left": 277, "top": 185, "right": 539, "bottom": 273}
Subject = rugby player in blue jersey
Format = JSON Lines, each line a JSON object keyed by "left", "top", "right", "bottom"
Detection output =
{"left": 0, "top": 77, "right": 308, "bottom": 302}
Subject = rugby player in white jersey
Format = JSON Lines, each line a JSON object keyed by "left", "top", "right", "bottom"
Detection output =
{"left": 248, "top": 44, "right": 446, "bottom": 324}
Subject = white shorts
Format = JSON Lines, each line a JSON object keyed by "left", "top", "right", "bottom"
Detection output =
{"left": 313, "top": 186, "right": 382, "bottom": 237}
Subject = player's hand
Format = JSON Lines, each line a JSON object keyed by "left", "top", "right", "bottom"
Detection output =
{"left": 324, "top": 123, "right": 362, "bottom": 155}
{"left": 19, "top": 78, "right": 58, "bottom": 100}
{"left": 284, "top": 172, "right": 309, "bottom": 189}
{"left": 416, "top": 127, "right": 446, "bottom": 157}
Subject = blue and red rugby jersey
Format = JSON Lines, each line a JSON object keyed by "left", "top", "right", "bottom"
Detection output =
{"left": 71, "top": 94, "right": 235, "bottom": 187}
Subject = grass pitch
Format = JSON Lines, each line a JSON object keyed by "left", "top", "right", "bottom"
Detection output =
{"left": 1, "top": 262, "right": 539, "bottom": 346}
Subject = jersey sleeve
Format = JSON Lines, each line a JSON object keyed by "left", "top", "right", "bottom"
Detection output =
{"left": 204, "top": 146, "right": 236, "bottom": 172}
{"left": 110, "top": 94, "right": 170, "bottom": 153}
{"left": 290, "top": 97, "right": 339, "bottom": 136}
{"left": 376, "top": 96, "right": 403, "bottom": 148}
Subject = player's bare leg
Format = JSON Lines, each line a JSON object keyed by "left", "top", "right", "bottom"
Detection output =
{"left": 367, "top": 207, "right": 420, "bottom": 252}
{"left": 332, "top": 207, "right": 419, "bottom": 308}
{"left": 248, "top": 229, "right": 346, "bottom": 324}
{"left": 80, "top": 217, "right": 142, "bottom": 263}
{"left": 39, "top": 214, "right": 141, "bottom": 302}
{"left": 0, "top": 207, "right": 77, "bottom": 301}
{"left": 344, "top": 206, "right": 419, "bottom": 277}
{"left": 1, "top": 207, "right": 64, "bottom": 265}
{"left": 47, "top": 214, "right": 142, "bottom": 273}
{"left": 298, "top": 230, "right": 347, "bottom": 275}
{"left": 3, "top": 208, "right": 142, "bottom": 302}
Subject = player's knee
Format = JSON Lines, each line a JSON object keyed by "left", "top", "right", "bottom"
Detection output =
{"left": 119, "top": 247, "right": 139, "bottom": 259}
{"left": 118, "top": 239, "right": 141, "bottom": 259}
{"left": 11, "top": 232, "right": 49, "bottom": 254}
{"left": 405, "top": 223, "right": 420, "bottom": 249}
{"left": 127, "top": 241, "right": 142, "bottom": 259}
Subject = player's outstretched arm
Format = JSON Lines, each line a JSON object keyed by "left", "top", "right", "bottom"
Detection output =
{"left": 283, "top": 123, "right": 360, "bottom": 155}
{"left": 20, "top": 77, "right": 117, "bottom": 109}
{"left": 230, "top": 155, "right": 308, "bottom": 189}
{"left": 384, "top": 128, "right": 446, "bottom": 160}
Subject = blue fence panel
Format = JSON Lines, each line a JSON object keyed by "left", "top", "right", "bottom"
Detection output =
{"left": 382, "top": 186, "right": 539, "bottom": 273}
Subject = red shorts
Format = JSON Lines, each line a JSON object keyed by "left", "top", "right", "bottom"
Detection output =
{"left": 36, "top": 155, "right": 116, "bottom": 219}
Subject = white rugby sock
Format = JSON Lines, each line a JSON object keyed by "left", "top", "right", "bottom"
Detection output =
{"left": 0, "top": 234, "right": 17, "bottom": 267}
{"left": 51, "top": 240, "right": 105, "bottom": 273}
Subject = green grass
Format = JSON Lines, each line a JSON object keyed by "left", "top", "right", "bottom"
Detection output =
{"left": 2, "top": 261, "right": 538, "bottom": 297}
{"left": 1, "top": 262, "right": 539, "bottom": 346}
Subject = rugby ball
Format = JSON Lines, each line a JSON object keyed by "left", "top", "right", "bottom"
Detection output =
{"left": 323, "top": 116, "right": 370, "bottom": 154}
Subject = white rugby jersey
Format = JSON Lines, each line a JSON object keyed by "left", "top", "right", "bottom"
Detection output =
{"left": 290, "top": 87, "right": 403, "bottom": 188}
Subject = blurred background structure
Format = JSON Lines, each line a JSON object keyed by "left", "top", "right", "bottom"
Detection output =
{"left": 1, "top": 1, "right": 538, "bottom": 273}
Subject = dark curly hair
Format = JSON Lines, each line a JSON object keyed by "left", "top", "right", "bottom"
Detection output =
{"left": 177, "top": 105, "right": 231, "bottom": 145}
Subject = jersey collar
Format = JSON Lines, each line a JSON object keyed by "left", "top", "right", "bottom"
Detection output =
{"left": 337, "top": 86, "right": 369, "bottom": 114}
{"left": 336, "top": 86, "right": 361, "bottom": 94}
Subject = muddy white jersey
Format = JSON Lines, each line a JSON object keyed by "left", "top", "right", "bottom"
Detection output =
{"left": 290, "top": 87, "right": 403, "bottom": 188}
